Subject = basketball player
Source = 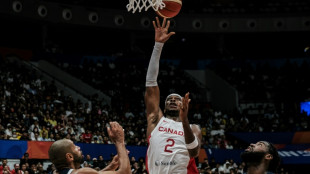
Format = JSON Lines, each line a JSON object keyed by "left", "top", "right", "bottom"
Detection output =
{"left": 145, "top": 17, "right": 202, "bottom": 174}
{"left": 48, "top": 122, "right": 130, "bottom": 174}
{"left": 240, "top": 141, "right": 280, "bottom": 174}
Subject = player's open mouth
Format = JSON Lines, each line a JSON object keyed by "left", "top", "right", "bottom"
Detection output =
{"left": 169, "top": 103, "right": 178, "bottom": 108}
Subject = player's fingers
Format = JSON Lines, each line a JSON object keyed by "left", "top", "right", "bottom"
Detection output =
{"left": 162, "top": 18, "right": 167, "bottom": 28}
{"left": 186, "top": 93, "right": 191, "bottom": 102}
{"left": 153, "top": 20, "right": 157, "bottom": 29}
{"left": 110, "top": 122, "right": 116, "bottom": 131}
{"left": 156, "top": 17, "right": 161, "bottom": 28}
{"left": 165, "top": 20, "right": 170, "bottom": 29}
{"left": 167, "top": 20, "right": 170, "bottom": 29}
{"left": 107, "top": 127, "right": 112, "bottom": 136}
{"left": 115, "top": 122, "right": 122, "bottom": 131}
{"left": 168, "top": 32, "right": 175, "bottom": 37}
{"left": 114, "top": 154, "right": 119, "bottom": 160}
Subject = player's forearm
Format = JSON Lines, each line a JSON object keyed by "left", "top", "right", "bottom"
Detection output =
{"left": 182, "top": 119, "right": 199, "bottom": 157}
{"left": 101, "top": 161, "right": 118, "bottom": 171}
{"left": 146, "top": 42, "right": 164, "bottom": 87}
{"left": 115, "top": 142, "right": 131, "bottom": 174}
{"left": 145, "top": 42, "right": 163, "bottom": 125}
{"left": 182, "top": 119, "right": 195, "bottom": 144}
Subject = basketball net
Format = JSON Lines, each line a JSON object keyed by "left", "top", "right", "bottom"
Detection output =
{"left": 126, "top": 0, "right": 165, "bottom": 13}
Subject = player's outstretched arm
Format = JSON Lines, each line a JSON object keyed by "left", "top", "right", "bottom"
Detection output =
{"left": 72, "top": 123, "right": 130, "bottom": 174}
{"left": 179, "top": 92, "right": 202, "bottom": 157}
{"left": 105, "top": 122, "right": 130, "bottom": 174}
{"left": 145, "top": 17, "right": 175, "bottom": 137}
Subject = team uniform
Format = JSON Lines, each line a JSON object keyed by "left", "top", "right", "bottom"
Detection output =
{"left": 146, "top": 117, "right": 198, "bottom": 174}
{"left": 59, "top": 168, "right": 74, "bottom": 174}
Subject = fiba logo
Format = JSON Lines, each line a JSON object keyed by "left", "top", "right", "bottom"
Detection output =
{"left": 155, "top": 161, "right": 160, "bottom": 166}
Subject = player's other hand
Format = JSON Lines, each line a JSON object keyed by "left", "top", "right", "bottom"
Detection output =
{"left": 109, "top": 150, "right": 130, "bottom": 170}
{"left": 153, "top": 17, "right": 175, "bottom": 43}
{"left": 107, "top": 121, "right": 125, "bottom": 144}
{"left": 179, "top": 92, "right": 191, "bottom": 122}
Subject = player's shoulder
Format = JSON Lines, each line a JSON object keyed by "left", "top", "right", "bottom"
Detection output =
{"left": 72, "top": 167, "right": 98, "bottom": 174}
{"left": 190, "top": 124, "right": 202, "bottom": 136}
{"left": 190, "top": 123, "right": 201, "bottom": 129}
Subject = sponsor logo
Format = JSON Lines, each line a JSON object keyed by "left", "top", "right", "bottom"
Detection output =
{"left": 155, "top": 160, "right": 177, "bottom": 166}
{"left": 158, "top": 126, "right": 184, "bottom": 136}
{"left": 278, "top": 150, "right": 310, "bottom": 157}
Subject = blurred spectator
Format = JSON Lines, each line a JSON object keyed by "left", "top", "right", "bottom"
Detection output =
{"left": 29, "top": 164, "right": 38, "bottom": 174}
{"left": 4, "top": 124, "right": 13, "bottom": 139}
{"left": 97, "top": 155, "right": 107, "bottom": 169}
{"left": 20, "top": 153, "right": 35, "bottom": 167}
{"left": 82, "top": 130, "right": 92, "bottom": 143}
{"left": 200, "top": 158, "right": 210, "bottom": 171}
{"left": 36, "top": 163, "right": 44, "bottom": 174}
{"left": 29, "top": 121, "right": 40, "bottom": 133}
{"left": 29, "top": 127, "right": 41, "bottom": 141}
{"left": 0, "top": 159, "right": 10, "bottom": 172}
{"left": 92, "top": 158, "right": 99, "bottom": 168}
{"left": 11, "top": 163, "right": 22, "bottom": 174}
{"left": 0, "top": 166, "right": 11, "bottom": 174}
{"left": 84, "top": 154, "right": 93, "bottom": 167}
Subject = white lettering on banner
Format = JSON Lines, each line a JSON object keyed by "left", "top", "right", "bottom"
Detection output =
{"left": 298, "top": 151, "right": 310, "bottom": 157}
{"left": 279, "top": 151, "right": 310, "bottom": 157}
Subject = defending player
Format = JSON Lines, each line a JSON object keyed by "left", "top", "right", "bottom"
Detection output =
{"left": 48, "top": 122, "right": 130, "bottom": 174}
{"left": 241, "top": 141, "right": 280, "bottom": 174}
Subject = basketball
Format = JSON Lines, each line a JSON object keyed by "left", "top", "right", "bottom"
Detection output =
{"left": 156, "top": 0, "right": 182, "bottom": 18}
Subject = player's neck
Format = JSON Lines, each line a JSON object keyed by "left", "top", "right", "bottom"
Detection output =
{"left": 246, "top": 164, "right": 267, "bottom": 174}
{"left": 166, "top": 116, "right": 181, "bottom": 122}
{"left": 68, "top": 162, "right": 79, "bottom": 170}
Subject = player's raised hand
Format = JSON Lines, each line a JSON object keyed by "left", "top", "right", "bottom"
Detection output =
{"left": 153, "top": 17, "right": 175, "bottom": 43}
{"left": 108, "top": 150, "right": 130, "bottom": 170}
{"left": 107, "top": 121, "right": 125, "bottom": 144}
{"left": 179, "top": 92, "right": 191, "bottom": 122}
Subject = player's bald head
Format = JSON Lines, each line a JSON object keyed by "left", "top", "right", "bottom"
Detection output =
{"left": 48, "top": 139, "right": 74, "bottom": 170}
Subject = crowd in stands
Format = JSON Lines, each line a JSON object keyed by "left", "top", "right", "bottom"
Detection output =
{"left": 2, "top": 56, "right": 310, "bottom": 146}
{"left": 206, "top": 59, "right": 310, "bottom": 133}
{"left": 209, "top": 59, "right": 310, "bottom": 103}
{"left": 1, "top": 55, "right": 309, "bottom": 174}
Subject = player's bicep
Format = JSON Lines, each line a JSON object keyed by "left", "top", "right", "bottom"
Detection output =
{"left": 73, "top": 168, "right": 98, "bottom": 174}
{"left": 74, "top": 168, "right": 125, "bottom": 174}
{"left": 192, "top": 124, "right": 202, "bottom": 144}
{"left": 145, "top": 86, "right": 161, "bottom": 123}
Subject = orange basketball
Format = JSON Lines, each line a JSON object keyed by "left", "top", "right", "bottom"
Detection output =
{"left": 156, "top": 0, "right": 182, "bottom": 18}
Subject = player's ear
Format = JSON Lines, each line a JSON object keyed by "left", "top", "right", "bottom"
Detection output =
{"left": 66, "top": 153, "right": 74, "bottom": 161}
